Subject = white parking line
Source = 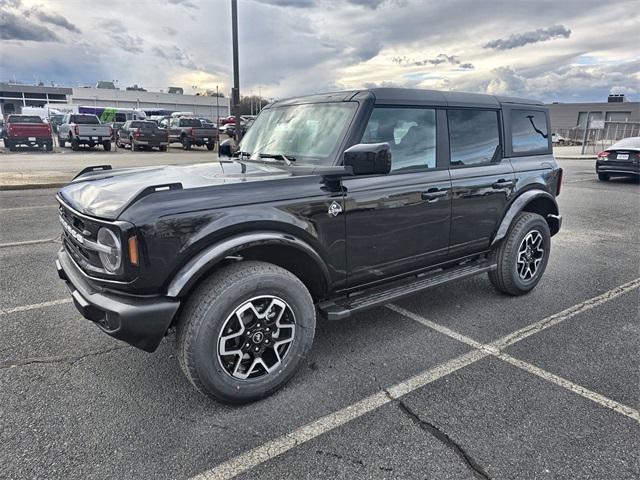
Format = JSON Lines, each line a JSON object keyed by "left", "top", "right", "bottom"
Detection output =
{"left": 0, "top": 205, "right": 57, "bottom": 212}
{"left": 0, "top": 237, "right": 58, "bottom": 248}
{"left": 389, "top": 295, "right": 640, "bottom": 423}
{"left": 0, "top": 298, "right": 72, "bottom": 316}
{"left": 189, "top": 278, "right": 640, "bottom": 479}
{"left": 191, "top": 350, "right": 486, "bottom": 480}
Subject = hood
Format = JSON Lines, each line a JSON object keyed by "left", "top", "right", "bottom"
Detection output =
{"left": 58, "top": 160, "right": 291, "bottom": 220}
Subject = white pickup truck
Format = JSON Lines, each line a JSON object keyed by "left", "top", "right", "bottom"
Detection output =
{"left": 58, "top": 113, "right": 113, "bottom": 151}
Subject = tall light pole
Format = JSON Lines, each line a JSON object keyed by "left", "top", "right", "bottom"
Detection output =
{"left": 231, "top": 0, "right": 241, "bottom": 142}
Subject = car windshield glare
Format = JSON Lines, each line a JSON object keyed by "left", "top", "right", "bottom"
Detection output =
{"left": 239, "top": 102, "right": 357, "bottom": 164}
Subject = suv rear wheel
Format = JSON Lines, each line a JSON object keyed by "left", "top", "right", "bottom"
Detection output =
{"left": 489, "top": 212, "right": 550, "bottom": 295}
{"left": 176, "top": 261, "right": 316, "bottom": 404}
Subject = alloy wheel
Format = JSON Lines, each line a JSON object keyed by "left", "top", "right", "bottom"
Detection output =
{"left": 516, "top": 230, "right": 545, "bottom": 281}
{"left": 217, "top": 296, "right": 296, "bottom": 380}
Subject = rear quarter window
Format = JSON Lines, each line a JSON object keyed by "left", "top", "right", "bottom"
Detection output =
{"left": 511, "top": 109, "right": 549, "bottom": 154}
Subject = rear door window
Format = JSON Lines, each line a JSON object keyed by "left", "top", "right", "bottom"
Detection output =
{"left": 448, "top": 109, "right": 500, "bottom": 166}
{"left": 511, "top": 109, "right": 549, "bottom": 154}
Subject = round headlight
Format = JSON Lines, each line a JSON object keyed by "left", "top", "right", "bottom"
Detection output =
{"left": 97, "top": 228, "right": 122, "bottom": 273}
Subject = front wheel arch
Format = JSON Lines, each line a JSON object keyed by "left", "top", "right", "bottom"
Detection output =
{"left": 165, "top": 231, "right": 331, "bottom": 301}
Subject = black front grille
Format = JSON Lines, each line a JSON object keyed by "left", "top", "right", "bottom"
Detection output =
{"left": 58, "top": 204, "right": 103, "bottom": 273}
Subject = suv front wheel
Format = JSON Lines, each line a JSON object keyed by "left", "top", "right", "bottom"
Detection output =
{"left": 489, "top": 212, "right": 551, "bottom": 295}
{"left": 176, "top": 261, "right": 316, "bottom": 404}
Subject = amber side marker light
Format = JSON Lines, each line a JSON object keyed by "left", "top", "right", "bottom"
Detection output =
{"left": 128, "top": 236, "right": 139, "bottom": 266}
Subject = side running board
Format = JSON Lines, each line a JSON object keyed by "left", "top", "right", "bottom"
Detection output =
{"left": 318, "top": 260, "right": 497, "bottom": 321}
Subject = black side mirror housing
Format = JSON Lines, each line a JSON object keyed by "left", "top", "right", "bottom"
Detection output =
{"left": 218, "top": 138, "right": 234, "bottom": 158}
{"left": 343, "top": 143, "right": 392, "bottom": 175}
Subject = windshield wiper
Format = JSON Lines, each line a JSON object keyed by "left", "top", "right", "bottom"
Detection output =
{"left": 233, "top": 150, "right": 252, "bottom": 159}
{"left": 257, "top": 153, "right": 296, "bottom": 166}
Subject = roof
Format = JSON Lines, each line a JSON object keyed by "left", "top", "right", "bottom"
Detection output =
{"left": 0, "top": 82, "right": 72, "bottom": 95}
{"left": 270, "top": 87, "right": 543, "bottom": 109}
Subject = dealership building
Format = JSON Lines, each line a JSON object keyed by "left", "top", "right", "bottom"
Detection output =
{"left": 547, "top": 94, "right": 640, "bottom": 129}
{"left": 0, "top": 82, "right": 230, "bottom": 120}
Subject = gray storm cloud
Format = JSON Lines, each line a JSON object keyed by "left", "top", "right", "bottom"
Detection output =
{"left": 483, "top": 24, "right": 572, "bottom": 50}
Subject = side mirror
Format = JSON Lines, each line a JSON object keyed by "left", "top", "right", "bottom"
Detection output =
{"left": 343, "top": 143, "right": 391, "bottom": 175}
{"left": 218, "top": 138, "right": 234, "bottom": 158}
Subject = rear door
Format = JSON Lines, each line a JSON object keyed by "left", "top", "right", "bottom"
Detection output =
{"left": 447, "top": 108, "right": 515, "bottom": 257}
{"left": 343, "top": 106, "right": 452, "bottom": 287}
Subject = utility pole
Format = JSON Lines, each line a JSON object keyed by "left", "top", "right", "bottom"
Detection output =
{"left": 231, "top": 0, "right": 241, "bottom": 143}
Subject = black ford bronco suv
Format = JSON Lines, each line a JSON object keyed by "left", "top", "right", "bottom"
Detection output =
{"left": 55, "top": 88, "right": 562, "bottom": 403}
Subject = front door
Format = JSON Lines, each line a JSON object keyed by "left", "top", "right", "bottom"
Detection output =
{"left": 342, "top": 106, "right": 451, "bottom": 288}
{"left": 446, "top": 108, "right": 515, "bottom": 256}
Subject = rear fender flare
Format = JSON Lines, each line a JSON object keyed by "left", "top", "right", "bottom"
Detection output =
{"left": 491, "top": 190, "right": 559, "bottom": 246}
{"left": 166, "top": 231, "right": 330, "bottom": 298}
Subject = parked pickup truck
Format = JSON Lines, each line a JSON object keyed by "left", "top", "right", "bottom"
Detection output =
{"left": 167, "top": 117, "right": 216, "bottom": 150}
{"left": 3, "top": 115, "right": 53, "bottom": 151}
{"left": 116, "top": 120, "right": 169, "bottom": 151}
{"left": 55, "top": 88, "right": 562, "bottom": 404}
{"left": 58, "top": 113, "right": 112, "bottom": 151}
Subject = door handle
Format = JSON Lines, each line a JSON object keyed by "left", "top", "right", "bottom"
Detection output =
{"left": 491, "top": 179, "right": 515, "bottom": 189}
{"left": 421, "top": 189, "right": 448, "bottom": 201}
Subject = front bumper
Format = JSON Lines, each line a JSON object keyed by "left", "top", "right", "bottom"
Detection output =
{"left": 56, "top": 249, "right": 180, "bottom": 352}
{"left": 596, "top": 161, "right": 639, "bottom": 176}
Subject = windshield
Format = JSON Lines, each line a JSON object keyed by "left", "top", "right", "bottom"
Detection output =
{"left": 239, "top": 102, "right": 357, "bottom": 164}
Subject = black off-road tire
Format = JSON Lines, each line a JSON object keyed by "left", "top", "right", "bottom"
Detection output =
{"left": 7, "top": 140, "right": 16, "bottom": 152}
{"left": 598, "top": 173, "right": 610, "bottom": 181}
{"left": 71, "top": 137, "right": 79, "bottom": 151}
{"left": 489, "top": 211, "right": 551, "bottom": 296}
{"left": 58, "top": 136, "right": 66, "bottom": 148}
{"left": 159, "top": 145, "right": 167, "bottom": 152}
{"left": 45, "top": 141, "right": 53, "bottom": 152}
{"left": 181, "top": 136, "right": 192, "bottom": 150}
{"left": 206, "top": 142, "right": 215, "bottom": 151}
{"left": 176, "top": 261, "right": 316, "bottom": 404}
{"left": 103, "top": 140, "right": 111, "bottom": 151}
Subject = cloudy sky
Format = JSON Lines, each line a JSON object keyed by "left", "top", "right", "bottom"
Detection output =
{"left": 1, "top": 0, "right": 638, "bottom": 102}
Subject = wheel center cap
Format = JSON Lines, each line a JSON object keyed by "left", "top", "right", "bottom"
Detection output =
{"left": 252, "top": 332, "right": 264, "bottom": 344}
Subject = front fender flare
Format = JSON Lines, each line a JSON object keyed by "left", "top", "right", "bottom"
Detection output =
{"left": 165, "top": 231, "right": 331, "bottom": 298}
{"left": 491, "top": 190, "right": 560, "bottom": 246}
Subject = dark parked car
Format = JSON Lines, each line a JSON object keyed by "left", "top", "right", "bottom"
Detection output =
{"left": 167, "top": 117, "right": 217, "bottom": 150}
{"left": 596, "top": 137, "right": 640, "bottom": 181}
{"left": 55, "top": 88, "right": 562, "bottom": 404}
{"left": 3, "top": 115, "right": 53, "bottom": 151}
{"left": 116, "top": 120, "right": 169, "bottom": 151}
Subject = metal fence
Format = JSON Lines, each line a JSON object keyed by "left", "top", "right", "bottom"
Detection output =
{"left": 552, "top": 121, "right": 640, "bottom": 154}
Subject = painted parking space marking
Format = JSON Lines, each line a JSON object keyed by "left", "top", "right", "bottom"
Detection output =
{"left": 189, "top": 278, "right": 639, "bottom": 480}
{"left": 388, "top": 277, "right": 640, "bottom": 423}
{"left": 0, "top": 298, "right": 72, "bottom": 316}
{"left": 0, "top": 204, "right": 57, "bottom": 212}
{"left": 0, "top": 237, "right": 59, "bottom": 248}
{"left": 190, "top": 350, "right": 486, "bottom": 480}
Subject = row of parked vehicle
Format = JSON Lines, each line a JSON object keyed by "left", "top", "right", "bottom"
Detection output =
{"left": 0, "top": 113, "right": 234, "bottom": 152}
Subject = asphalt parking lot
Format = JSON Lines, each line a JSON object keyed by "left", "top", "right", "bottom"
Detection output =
{"left": 0, "top": 159, "right": 638, "bottom": 480}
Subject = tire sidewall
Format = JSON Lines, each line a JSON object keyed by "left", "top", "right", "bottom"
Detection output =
{"left": 191, "top": 272, "right": 315, "bottom": 403}
{"left": 506, "top": 216, "right": 551, "bottom": 292}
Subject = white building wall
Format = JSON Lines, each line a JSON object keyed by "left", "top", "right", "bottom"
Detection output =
{"left": 69, "top": 87, "right": 230, "bottom": 120}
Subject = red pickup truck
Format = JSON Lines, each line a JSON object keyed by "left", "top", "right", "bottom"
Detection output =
{"left": 3, "top": 115, "right": 53, "bottom": 151}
